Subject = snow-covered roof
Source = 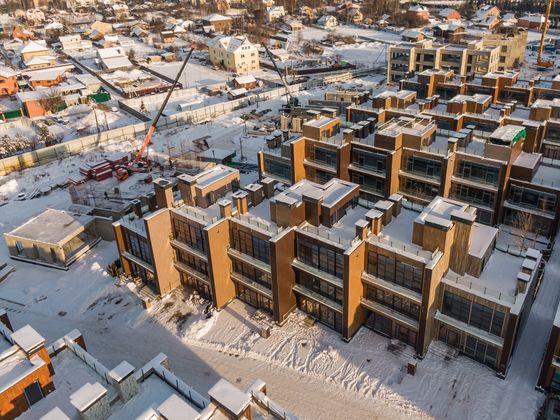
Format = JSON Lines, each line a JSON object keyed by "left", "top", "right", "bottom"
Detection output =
{"left": 408, "top": 4, "right": 428, "bottom": 12}
{"left": 19, "top": 40, "right": 48, "bottom": 54}
{"left": 6, "top": 208, "right": 94, "bottom": 246}
{"left": 70, "top": 382, "right": 107, "bottom": 412}
{"left": 11, "top": 325, "right": 45, "bottom": 353}
{"left": 439, "top": 8, "right": 459, "bottom": 18}
{"left": 24, "top": 55, "right": 55, "bottom": 67}
{"left": 519, "top": 14, "right": 547, "bottom": 23}
{"left": 0, "top": 65, "right": 18, "bottom": 78}
{"left": 208, "top": 379, "right": 251, "bottom": 415}
{"left": 233, "top": 75, "right": 256, "bottom": 85}
{"left": 27, "top": 67, "right": 66, "bottom": 81}
{"left": 208, "top": 36, "right": 256, "bottom": 53}
{"left": 203, "top": 13, "right": 232, "bottom": 22}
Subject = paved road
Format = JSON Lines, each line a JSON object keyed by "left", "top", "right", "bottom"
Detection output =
{"left": 497, "top": 238, "right": 560, "bottom": 418}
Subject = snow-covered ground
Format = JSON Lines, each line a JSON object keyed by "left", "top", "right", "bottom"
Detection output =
{"left": 148, "top": 62, "right": 229, "bottom": 89}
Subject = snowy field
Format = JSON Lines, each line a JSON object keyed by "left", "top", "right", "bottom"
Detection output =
{"left": 148, "top": 62, "right": 229, "bottom": 89}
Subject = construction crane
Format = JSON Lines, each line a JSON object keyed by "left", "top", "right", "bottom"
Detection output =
{"left": 537, "top": 0, "right": 554, "bottom": 69}
{"left": 134, "top": 46, "right": 196, "bottom": 164}
{"left": 263, "top": 45, "right": 299, "bottom": 113}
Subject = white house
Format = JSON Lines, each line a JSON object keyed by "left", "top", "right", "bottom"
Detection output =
{"left": 97, "top": 47, "right": 132, "bottom": 70}
{"left": 317, "top": 15, "right": 338, "bottom": 28}
{"left": 266, "top": 5, "right": 285, "bottom": 23}
{"left": 59, "top": 35, "right": 93, "bottom": 52}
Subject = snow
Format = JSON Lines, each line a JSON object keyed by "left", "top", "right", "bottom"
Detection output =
{"left": 10, "top": 324, "right": 44, "bottom": 352}
{"left": 207, "top": 378, "right": 251, "bottom": 415}
{"left": 70, "top": 382, "right": 107, "bottom": 412}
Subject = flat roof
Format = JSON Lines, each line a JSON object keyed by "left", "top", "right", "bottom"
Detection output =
{"left": 7, "top": 208, "right": 94, "bottom": 246}
{"left": 208, "top": 378, "right": 251, "bottom": 415}
{"left": 273, "top": 178, "right": 358, "bottom": 208}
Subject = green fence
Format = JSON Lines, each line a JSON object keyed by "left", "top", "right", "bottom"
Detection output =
{"left": 1, "top": 109, "right": 22, "bottom": 120}
{"left": 88, "top": 92, "right": 111, "bottom": 103}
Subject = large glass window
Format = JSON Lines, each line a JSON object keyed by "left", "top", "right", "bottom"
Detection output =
{"left": 365, "top": 285, "right": 420, "bottom": 320}
{"left": 232, "top": 259, "right": 271, "bottom": 289}
{"left": 439, "top": 325, "right": 498, "bottom": 368}
{"left": 236, "top": 283, "right": 273, "bottom": 314}
{"left": 508, "top": 185, "right": 557, "bottom": 214}
{"left": 307, "top": 145, "right": 337, "bottom": 167}
{"left": 405, "top": 155, "right": 442, "bottom": 179}
{"left": 230, "top": 228, "right": 271, "bottom": 264}
{"left": 442, "top": 291, "right": 505, "bottom": 336}
{"left": 264, "top": 157, "right": 291, "bottom": 181}
{"left": 352, "top": 173, "right": 385, "bottom": 195}
{"left": 352, "top": 149, "right": 387, "bottom": 173}
{"left": 172, "top": 218, "right": 206, "bottom": 253}
{"left": 456, "top": 160, "right": 500, "bottom": 186}
{"left": 176, "top": 250, "right": 208, "bottom": 275}
{"left": 297, "top": 271, "right": 343, "bottom": 304}
{"left": 296, "top": 295, "right": 342, "bottom": 332}
{"left": 123, "top": 229, "right": 153, "bottom": 265}
{"left": 297, "top": 237, "right": 344, "bottom": 279}
{"left": 367, "top": 252, "right": 423, "bottom": 293}
{"left": 451, "top": 183, "right": 496, "bottom": 208}
{"left": 400, "top": 178, "right": 439, "bottom": 199}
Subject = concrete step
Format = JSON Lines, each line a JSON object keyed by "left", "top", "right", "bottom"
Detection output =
{"left": 0, "top": 264, "right": 15, "bottom": 282}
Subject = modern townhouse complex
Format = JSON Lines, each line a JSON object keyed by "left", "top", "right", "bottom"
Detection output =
{"left": 388, "top": 25, "right": 528, "bottom": 83}
{"left": 113, "top": 159, "right": 542, "bottom": 376}
{"left": 260, "top": 103, "right": 560, "bottom": 237}
{"left": 388, "top": 38, "right": 501, "bottom": 83}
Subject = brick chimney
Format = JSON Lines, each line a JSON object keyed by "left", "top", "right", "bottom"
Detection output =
{"left": 153, "top": 178, "right": 174, "bottom": 209}
{"left": 177, "top": 174, "right": 196, "bottom": 206}
{"left": 388, "top": 193, "right": 403, "bottom": 216}
{"left": 218, "top": 199, "right": 232, "bottom": 219}
{"left": 260, "top": 177, "right": 276, "bottom": 198}
{"left": 355, "top": 219, "right": 370, "bottom": 240}
{"left": 232, "top": 191, "right": 249, "bottom": 215}
{"left": 365, "top": 209, "right": 383, "bottom": 235}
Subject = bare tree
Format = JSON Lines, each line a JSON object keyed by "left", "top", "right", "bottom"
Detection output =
{"left": 513, "top": 211, "right": 537, "bottom": 249}
{"left": 39, "top": 89, "right": 63, "bottom": 115}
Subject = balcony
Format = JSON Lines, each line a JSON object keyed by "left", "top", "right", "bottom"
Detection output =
{"left": 228, "top": 248, "right": 271, "bottom": 274}
{"left": 170, "top": 239, "right": 208, "bottom": 261}
{"left": 434, "top": 310, "right": 504, "bottom": 349}
{"left": 303, "top": 158, "right": 337, "bottom": 174}
{"left": 230, "top": 271, "right": 273, "bottom": 299}
{"left": 293, "top": 283, "right": 343, "bottom": 314}
{"left": 121, "top": 251, "right": 154, "bottom": 273}
{"left": 360, "top": 298, "right": 419, "bottom": 331}
{"left": 348, "top": 163, "right": 386, "bottom": 178}
{"left": 361, "top": 272, "right": 422, "bottom": 304}
{"left": 174, "top": 261, "right": 210, "bottom": 285}
{"left": 399, "top": 169, "right": 441, "bottom": 185}
{"left": 451, "top": 176, "right": 498, "bottom": 192}
{"left": 292, "top": 258, "right": 343, "bottom": 289}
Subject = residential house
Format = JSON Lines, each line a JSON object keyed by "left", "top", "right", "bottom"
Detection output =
{"left": 317, "top": 15, "right": 338, "bottom": 28}
{"left": 407, "top": 5, "right": 430, "bottom": 25}
{"left": 59, "top": 34, "right": 93, "bottom": 52}
{"left": 97, "top": 47, "right": 133, "bottom": 70}
{"left": 517, "top": 13, "right": 549, "bottom": 30}
{"left": 0, "top": 66, "right": 19, "bottom": 95}
{"left": 4, "top": 208, "right": 101, "bottom": 269}
{"left": 18, "top": 40, "right": 49, "bottom": 62}
{"left": 266, "top": 5, "right": 285, "bottom": 23}
{"left": 208, "top": 36, "right": 259, "bottom": 73}
{"left": 438, "top": 8, "right": 461, "bottom": 21}
{"left": 202, "top": 13, "right": 232, "bottom": 33}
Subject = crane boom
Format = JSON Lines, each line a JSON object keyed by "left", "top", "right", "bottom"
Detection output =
{"left": 263, "top": 45, "right": 297, "bottom": 110}
{"left": 135, "top": 47, "right": 195, "bottom": 162}
{"left": 537, "top": 0, "right": 554, "bottom": 68}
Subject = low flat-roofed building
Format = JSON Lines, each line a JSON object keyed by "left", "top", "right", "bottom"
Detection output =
{"left": 0, "top": 312, "right": 55, "bottom": 419}
{"left": 3, "top": 312, "right": 297, "bottom": 420}
{"left": 4, "top": 208, "right": 101, "bottom": 270}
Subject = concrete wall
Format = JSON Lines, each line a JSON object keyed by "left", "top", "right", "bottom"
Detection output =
{"left": 205, "top": 218, "right": 235, "bottom": 309}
